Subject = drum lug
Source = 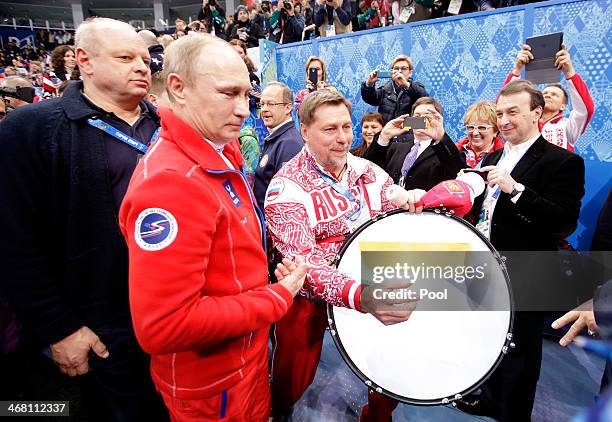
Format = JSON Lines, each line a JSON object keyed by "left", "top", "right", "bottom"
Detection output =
{"left": 442, "top": 397, "right": 450, "bottom": 404}
{"left": 510, "top": 342, "right": 516, "bottom": 349}
{"left": 328, "top": 318, "right": 333, "bottom": 325}
{"left": 375, "top": 387, "right": 382, "bottom": 393}
{"left": 365, "top": 380, "right": 372, "bottom": 387}
{"left": 373, "top": 211, "right": 386, "bottom": 221}
{"left": 502, "top": 346, "right": 508, "bottom": 354}
{"left": 506, "top": 332, "right": 513, "bottom": 341}
{"left": 454, "top": 394, "right": 462, "bottom": 400}
{"left": 330, "top": 329, "right": 336, "bottom": 336}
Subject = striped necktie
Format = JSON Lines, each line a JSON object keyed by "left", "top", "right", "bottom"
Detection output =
{"left": 401, "top": 140, "right": 420, "bottom": 178}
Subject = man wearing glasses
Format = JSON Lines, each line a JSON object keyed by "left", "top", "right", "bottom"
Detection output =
{"left": 361, "top": 54, "right": 428, "bottom": 124}
{"left": 254, "top": 81, "right": 304, "bottom": 211}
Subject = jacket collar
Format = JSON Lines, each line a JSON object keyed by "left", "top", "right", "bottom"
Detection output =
{"left": 157, "top": 107, "right": 243, "bottom": 172}
{"left": 60, "top": 80, "right": 159, "bottom": 125}
{"left": 265, "top": 120, "right": 295, "bottom": 144}
{"left": 509, "top": 136, "right": 547, "bottom": 181}
{"left": 303, "top": 147, "right": 371, "bottom": 185}
{"left": 484, "top": 136, "right": 547, "bottom": 179}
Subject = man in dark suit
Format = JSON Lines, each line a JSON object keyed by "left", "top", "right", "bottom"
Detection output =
{"left": 365, "top": 96, "right": 467, "bottom": 191}
{"left": 459, "top": 80, "right": 585, "bottom": 421}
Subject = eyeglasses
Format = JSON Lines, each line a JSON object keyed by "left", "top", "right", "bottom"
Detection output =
{"left": 465, "top": 124, "right": 494, "bottom": 132}
{"left": 258, "top": 102, "right": 289, "bottom": 109}
{"left": 392, "top": 66, "right": 411, "bottom": 72}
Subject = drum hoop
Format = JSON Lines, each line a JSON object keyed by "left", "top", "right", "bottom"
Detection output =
{"left": 326, "top": 208, "right": 515, "bottom": 406}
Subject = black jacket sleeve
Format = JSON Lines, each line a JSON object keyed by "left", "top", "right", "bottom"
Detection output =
{"left": 313, "top": 2, "right": 327, "bottom": 26}
{"left": 335, "top": 1, "right": 352, "bottom": 25}
{"left": 365, "top": 132, "right": 393, "bottom": 170}
{"left": 0, "top": 109, "right": 83, "bottom": 346}
{"left": 431, "top": 133, "right": 467, "bottom": 178}
{"left": 511, "top": 154, "right": 585, "bottom": 237}
{"left": 406, "top": 80, "right": 429, "bottom": 102}
{"left": 248, "top": 22, "right": 265, "bottom": 48}
{"left": 361, "top": 81, "right": 384, "bottom": 107}
{"left": 286, "top": 14, "right": 305, "bottom": 39}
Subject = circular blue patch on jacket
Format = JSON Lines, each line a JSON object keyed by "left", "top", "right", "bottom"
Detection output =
{"left": 134, "top": 208, "right": 178, "bottom": 251}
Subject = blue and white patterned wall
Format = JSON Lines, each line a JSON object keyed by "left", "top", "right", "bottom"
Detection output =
{"left": 259, "top": 0, "right": 611, "bottom": 249}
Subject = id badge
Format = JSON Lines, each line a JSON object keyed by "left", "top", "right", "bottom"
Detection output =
{"left": 326, "top": 24, "right": 336, "bottom": 37}
{"left": 447, "top": 0, "right": 462, "bottom": 14}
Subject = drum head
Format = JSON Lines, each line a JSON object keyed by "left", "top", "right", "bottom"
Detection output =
{"left": 328, "top": 210, "right": 513, "bottom": 405}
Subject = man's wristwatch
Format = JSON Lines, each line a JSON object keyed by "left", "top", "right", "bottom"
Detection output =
{"left": 510, "top": 183, "right": 525, "bottom": 198}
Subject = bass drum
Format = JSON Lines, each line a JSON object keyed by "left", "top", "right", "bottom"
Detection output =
{"left": 327, "top": 209, "right": 514, "bottom": 405}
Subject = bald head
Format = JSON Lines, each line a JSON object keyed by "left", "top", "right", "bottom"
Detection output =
{"left": 138, "top": 30, "right": 159, "bottom": 48}
{"left": 76, "top": 17, "right": 138, "bottom": 54}
{"left": 75, "top": 17, "right": 151, "bottom": 108}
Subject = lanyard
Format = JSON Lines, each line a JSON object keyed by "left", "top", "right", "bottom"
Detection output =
{"left": 307, "top": 160, "right": 364, "bottom": 222}
{"left": 87, "top": 118, "right": 159, "bottom": 154}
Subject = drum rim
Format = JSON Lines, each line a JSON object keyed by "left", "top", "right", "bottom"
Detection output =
{"left": 326, "top": 208, "right": 515, "bottom": 406}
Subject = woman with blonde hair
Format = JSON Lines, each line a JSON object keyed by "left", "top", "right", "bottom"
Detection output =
{"left": 295, "top": 55, "right": 336, "bottom": 114}
{"left": 456, "top": 100, "right": 504, "bottom": 168}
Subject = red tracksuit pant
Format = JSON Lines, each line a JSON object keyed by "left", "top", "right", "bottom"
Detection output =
{"left": 270, "top": 296, "right": 398, "bottom": 421}
{"left": 158, "top": 357, "right": 270, "bottom": 422}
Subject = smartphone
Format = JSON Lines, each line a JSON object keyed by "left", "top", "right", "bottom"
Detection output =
{"left": 403, "top": 116, "right": 427, "bottom": 130}
{"left": 463, "top": 168, "right": 489, "bottom": 181}
{"left": 308, "top": 67, "right": 319, "bottom": 87}
{"left": 377, "top": 69, "right": 392, "bottom": 78}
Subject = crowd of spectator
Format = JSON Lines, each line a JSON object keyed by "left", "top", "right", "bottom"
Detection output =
{"left": 165, "top": 0, "right": 550, "bottom": 44}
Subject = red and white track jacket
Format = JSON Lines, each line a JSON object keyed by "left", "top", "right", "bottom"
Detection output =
{"left": 264, "top": 148, "right": 396, "bottom": 311}
{"left": 119, "top": 108, "right": 293, "bottom": 400}
{"left": 503, "top": 72, "right": 594, "bottom": 151}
